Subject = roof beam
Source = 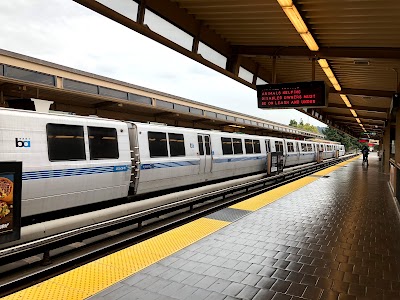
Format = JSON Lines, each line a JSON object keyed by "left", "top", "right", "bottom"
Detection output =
{"left": 327, "top": 103, "right": 388, "bottom": 113}
{"left": 328, "top": 112, "right": 386, "bottom": 121}
{"left": 329, "top": 88, "right": 394, "bottom": 98}
{"left": 234, "top": 46, "right": 400, "bottom": 60}
{"left": 335, "top": 120, "right": 384, "bottom": 127}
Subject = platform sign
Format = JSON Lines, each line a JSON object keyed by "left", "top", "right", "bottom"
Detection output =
{"left": 0, "top": 162, "right": 22, "bottom": 244}
{"left": 257, "top": 81, "right": 327, "bottom": 109}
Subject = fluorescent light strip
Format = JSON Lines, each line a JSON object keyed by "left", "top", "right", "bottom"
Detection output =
{"left": 317, "top": 59, "right": 329, "bottom": 68}
{"left": 333, "top": 83, "right": 342, "bottom": 91}
{"left": 282, "top": 6, "right": 308, "bottom": 33}
{"left": 277, "top": 1, "right": 319, "bottom": 51}
{"left": 356, "top": 118, "right": 361, "bottom": 123}
{"left": 300, "top": 32, "right": 319, "bottom": 51}
{"left": 277, "top": 0, "right": 293, "bottom": 6}
{"left": 350, "top": 109, "right": 357, "bottom": 117}
{"left": 322, "top": 67, "right": 335, "bottom": 79}
{"left": 340, "top": 94, "right": 352, "bottom": 108}
{"left": 317, "top": 58, "right": 342, "bottom": 91}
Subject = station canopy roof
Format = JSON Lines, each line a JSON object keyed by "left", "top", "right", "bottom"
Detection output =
{"left": 75, "top": 0, "right": 400, "bottom": 138}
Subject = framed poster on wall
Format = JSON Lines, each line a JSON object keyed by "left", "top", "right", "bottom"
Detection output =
{"left": 0, "top": 161, "right": 22, "bottom": 244}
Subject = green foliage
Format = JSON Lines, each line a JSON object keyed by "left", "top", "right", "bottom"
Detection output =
{"left": 323, "top": 127, "right": 362, "bottom": 152}
{"left": 288, "top": 118, "right": 319, "bottom": 134}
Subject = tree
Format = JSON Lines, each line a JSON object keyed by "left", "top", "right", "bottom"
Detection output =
{"left": 289, "top": 119, "right": 298, "bottom": 127}
{"left": 323, "top": 127, "right": 362, "bottom": 152}
{"left": 288, "top": 118, "right": 319, "bottom": 134}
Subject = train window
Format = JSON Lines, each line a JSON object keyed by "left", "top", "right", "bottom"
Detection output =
{"left": 301, "top": 143, "right": 307, "bottom": 152}
{"left": 148, "top": 131, "right": 168, "bottom": 157}
{"left": 169, "top": 133, "right": 185, "bottom": 157}
{"left": 245, "top": 139, "right": 253, "bottom": 154}
{"left": 307, "top": 144, "right": 313, "bottom": 151}
{"left": 253, "top": 140, "right": 261, "bottom": 153}
{"left": 287, "top": 142, "right": 294, "bottom": 153}
{"left": 233, "top": 138, "right": 243, "bottom": 154}
{"left": 198, "top": 135, "right": 204, "bottom": 155}
{"left": 275, "top": 141, "right": 283, "bottom": 152}
{"left": 47, "top": 124, "right": 85, "bottom": 161}
{"left": 88, "top": 127, "right": 119, "bottom": 159}
{"left": 204, "top": 136, "right": 211, "bottom": 155}
{"left": 221, "top": 137, "right": 233, "bottom": 155}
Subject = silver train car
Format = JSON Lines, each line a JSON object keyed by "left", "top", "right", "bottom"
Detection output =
{"left": 0, "top": 108, "right": 345, "bottom": 217}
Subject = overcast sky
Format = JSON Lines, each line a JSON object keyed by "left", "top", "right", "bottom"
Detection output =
{"left": 0, "top": 0, "right": 326, "bottom": 127}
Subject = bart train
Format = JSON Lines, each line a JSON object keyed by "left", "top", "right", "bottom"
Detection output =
{"left": 0, "top": 108, "right": 345, "bottom": 218}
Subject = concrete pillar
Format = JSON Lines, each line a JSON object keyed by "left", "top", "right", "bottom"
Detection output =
{"left": 383, "top": 123, "right": 391, "bottom": 173}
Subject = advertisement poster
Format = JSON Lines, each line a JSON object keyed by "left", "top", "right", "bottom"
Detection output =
{"left": 0, "top": 173, "right": 14, "bottom": 234}
{"left": 0, "top": 162, "right": 22, "bottom": 244}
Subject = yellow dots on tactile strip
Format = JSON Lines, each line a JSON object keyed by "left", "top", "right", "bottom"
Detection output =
{"left": 3, "top": 281, "right": 86, "bottom": 300}
{"left": 230, "top": 176, "right": 318, "bottom": 211}
{"left": 231, "top": 156, "right": 360, "bottom": 212}
{"left": 3, "top": 218, "right": 229, "bottom": 300}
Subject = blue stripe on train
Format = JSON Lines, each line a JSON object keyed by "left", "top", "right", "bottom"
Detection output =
{"left": 140, "top": 160, "right": 200, "bottom": 170}
{"left": 22, "top": 165, "right": 130, "bottom": 181}
{"left": 213, "top": 156, "right": 266, "bottom": 163}
{"left": 140, "top": 156, "right": 266, "bottom": 170}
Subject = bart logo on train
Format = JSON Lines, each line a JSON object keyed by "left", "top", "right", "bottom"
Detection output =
{"left": 15, "top": 138, "right": 31, "bottom": 148}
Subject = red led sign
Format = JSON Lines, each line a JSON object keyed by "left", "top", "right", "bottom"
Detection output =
{"left": 257, "top": 81, "right": 327, "bottom": 109}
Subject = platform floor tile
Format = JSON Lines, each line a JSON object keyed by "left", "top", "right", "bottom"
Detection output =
{"left": 86, "top": 156, "right": 400, "bottom": 300}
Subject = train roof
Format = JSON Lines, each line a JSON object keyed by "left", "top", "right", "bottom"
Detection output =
{"left": 0, "top": 107, "right": 124, "bottom": 124}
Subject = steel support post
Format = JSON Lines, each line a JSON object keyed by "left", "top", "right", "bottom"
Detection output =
{"left": 383, "top": 123, "right": 391, "bottom": 173}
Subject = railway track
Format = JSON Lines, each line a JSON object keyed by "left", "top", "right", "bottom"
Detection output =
{"left": 0, "top": 154, "right": 358, "bottom": 298}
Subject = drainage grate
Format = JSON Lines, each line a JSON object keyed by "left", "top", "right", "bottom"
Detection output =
{"left": 206, "top": 207, "right": 251, "bottom": 222}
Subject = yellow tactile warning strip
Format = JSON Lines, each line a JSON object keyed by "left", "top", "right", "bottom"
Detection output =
{"left": 3, "top": 155, "right": 360, "bottom": 300}
{"left": 230, "top": 155, "right": 360, "bottom": 212}
{"left": 2, "top": 218, "right": 229, "bottom": 300}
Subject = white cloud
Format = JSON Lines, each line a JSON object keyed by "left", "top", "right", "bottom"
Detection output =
{"left": 0, "top": 0, "right": 326, "bottom": 128}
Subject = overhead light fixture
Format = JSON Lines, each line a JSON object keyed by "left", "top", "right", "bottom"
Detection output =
{"left": 277, "top": 0, "right": 293, "bottom": 6}
{"left": 300, "top": 32, "right": 319, "bottom": 51}
{"left": 340, "top": 94, "right": 352, "bottom": 107}
{"left": 350, "top": 109, "right": 357, "bottom": 117}
{"left": 277, "top": 1, "right": 319, "bottom": 51}
{"left": 333, "top": 83, "right": 341, "bottom": 91}
{"left": 356, "top": 118, "right": 361, "bottom": 123}
{"left": 359, "top": 123, "right": 363, "bottom": 127}
{"left": 282, "top": 6, "right": 308, "bottom": 33}
{"left": 328, "top": 76, "right": 339, "bottom": 85}
{"left": 317, "top": 59, "right": 329, "bottom": 69}
{"left": 322, "top": 67, "right": 335, "bottom": 79}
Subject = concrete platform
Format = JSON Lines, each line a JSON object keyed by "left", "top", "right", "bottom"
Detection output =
{"left": 87, "top": 155, "right": 400, "bottom": 300}
{"left": 5, "top": 155, "right": 400, "bottom": 300}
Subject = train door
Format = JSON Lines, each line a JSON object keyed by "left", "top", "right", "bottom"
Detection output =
{"left": 265, "top": 139, "right": 271, "bottom": 153}
{"left": 197, "top": 134, "right": 212, "bottom": 174}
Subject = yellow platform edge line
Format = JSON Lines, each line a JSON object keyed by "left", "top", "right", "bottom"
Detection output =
{"left": 3, "top": 218, "right": 230, "bottom": 300}
{"left": 230, "top": 155, "right": 359, "bottom": 212}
